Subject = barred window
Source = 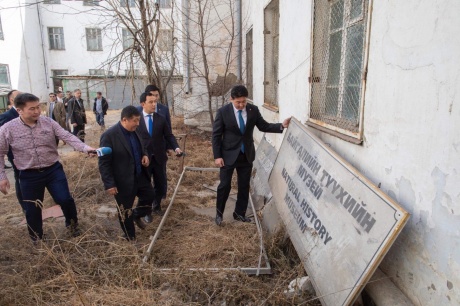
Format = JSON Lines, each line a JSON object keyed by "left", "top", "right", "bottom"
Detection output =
{"left": 48, "top": 27, "right": 65, "bottom": 50}
{"left": 263, "top": 0, "right": 279, "bottom": 108}
{"left": 43, "top": 0, "right": 60, "bottom": 4}
{"left": 52, "top": 70, "right": 68, "bottom": 92}
{"left": 0, "top": 64, "right": 10, "bottom": 85}
{"left": 159, "top": 29, "right": 173, "bottom": 51}
{"left": 158, "top": 0, "right": 171, "bottom": 8}
{"left": 86, "top": 28, "right": 103, "bottom": 51}
{"left": 122, "top": 28, "right": 134, "bottom": 50}
{"left": 246, "top": 29, "right": 253, "bottom": 100}
{"left": 0, "top": 15, "right": 4, "bottom": 40}
{"left": 309, "top": 0, "right": 369, "bottom": 141}
{"left": 120, "top": 0, "right": 135, "bottom": 7}
{"left": 83, "top": 0, "right": 99, "bottom": 6}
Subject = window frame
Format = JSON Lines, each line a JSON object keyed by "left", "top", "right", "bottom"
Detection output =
{"left": 0, "top": 15, "right": 4, "bottom": 40}
{"left": 158, "top": 0, "right": 172, "bottom": 8}
{"left": 83, "top": 0, "right": 99, "bottom": 6}
{"left": 120, "top": 0, "right": 135, "bottom": 8}
{"left": 43, "top": 0, "right": 61, "bottom": 4}
{"left": 0, "top": 64, "right": 11, "bottom": 86}
{"left": 48, "top": 27, "right": 65, "bottom": 50}
{"left": 89, "top": 69, "right": 105, "bottom": 76}
{"left": 307, "top": 0, "right": 372, "bottom": 143}
{"left": 86, "top": 28, "right": 103, "bottom": 51}
{"left": 158, "top": 29, "right": 173, "bottom": 51}
{"left": 263, "top": 0, "right": 280, "bottom": 110}
{"left": 122, "top": 28, "right": 134, "bottom": 50}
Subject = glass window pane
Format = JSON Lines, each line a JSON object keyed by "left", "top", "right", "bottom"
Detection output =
{"left": 0, "top": 65, "right": 9, "bottom": 85}
{"left": 350, "top": 0, "right": 363, "bottom": 20}
{"left": 330, "top": 0, "right": 344, "bottom": 31}
{"left": 326, "top": 31, "right": 342, "bottom": 86}
{"left": 325, "top": 87, "right": 339, "bottom": 116}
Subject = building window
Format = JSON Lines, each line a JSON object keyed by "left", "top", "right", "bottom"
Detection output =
{"left": 246, "top": 29, "right": 253, "bottom": 100}
{"left": 89, "top": 69, "right": 105, "bottom": 75}
{"left": 0, "top": 15, "right": 4, "bottom": 40}
{"left": 48, "top": 27, "right": 65, "bottom": 50}
{"left": 0, "top": 64, "right": 10, "bottom": 86}
{"left": 309, "top": 0, "right": 369, "bottom": 140}
{"left": 83, "top": 0, "right": 99, "bottom": 6}
{"left": 263, "top": 0, "right": 279, "bottom": 108}
{"left": 158, "top": 0, "right": 171, "bottom": 8}
{"left": 51, "top": 70, "right": 68, "bottom": 92}
{"left": 43, "top": 0, "right": 61, "bottom": 4}
{"left": 120, "top": 0, "right": 135, "bottom": 7}
{"left": 159, "top": 29, "right": 173, "bottom": 51}
{"left": 122, "top": 28, "right": 134, "bottom": 50}
{"left": 86, "top": 28, "right": 103, "bottom": 51}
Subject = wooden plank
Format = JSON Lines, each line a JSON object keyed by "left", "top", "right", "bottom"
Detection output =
{"left": 268, "top": 118, "right": 409, "bottom": 306}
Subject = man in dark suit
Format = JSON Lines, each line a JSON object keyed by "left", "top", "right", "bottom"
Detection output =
{"left": 137, "top": 92, "right": 182, "bottom": 222}
{"left": 0, "top": 89, "right": 24, "bottom": 211}
{"left": 212, "top": 85, "right": 291, "bottom": 226}
{"left": 98, "top": 105, "right": 154, "bottom": 241}
{"left": 68, "top": 89, "right": 87, "bottom": 142}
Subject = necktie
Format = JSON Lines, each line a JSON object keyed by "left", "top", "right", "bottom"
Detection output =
{"left": 147, "top": 114, "right": 153, "bottom": 136}
{"left": 238, "top": 110, "right": 245, "bottom": 153}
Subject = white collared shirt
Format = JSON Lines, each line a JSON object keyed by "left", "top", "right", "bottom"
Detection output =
{"left": 233, "top": 104, "right": 247, "bottom": 130}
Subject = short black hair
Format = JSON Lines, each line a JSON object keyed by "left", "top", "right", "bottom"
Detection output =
{"left": 144, "top": 85, "right": 160, "bottom": 93}
{"left": 49, "top": 92, "right": 56, "bottom": 96}
{"left": 14, "top": 93, "right": 40, "bottom": 109}
{"left": 97, "top": 91, "right": 102, "bottom": 95}
{"left": 120, "top": 105, "right": 140, "bottom": 120}
{"left": 7, "top": 90, "right": 18, "bottom": 104}
{"left": 56, "top": 91, "right": 62, "bottom": 94}
{"left": 140, "top": 92, "right": 153, "bottom": 104}
{"left": 230, "top": 85, "right": 249, "bottom": 99}
{"left": 74, "top": 89, "right": 81, "bottom": 93}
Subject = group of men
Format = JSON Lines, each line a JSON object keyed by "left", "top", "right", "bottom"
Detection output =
{"left": 44, "top": 89, "right": 108, "bottom": 143}
{"left": 0, "top": 84, "right": 290, "bottom": 244}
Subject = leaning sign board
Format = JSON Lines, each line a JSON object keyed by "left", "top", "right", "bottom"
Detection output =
{"left": 268, "top": 118, "right": 409, "bottom": 306}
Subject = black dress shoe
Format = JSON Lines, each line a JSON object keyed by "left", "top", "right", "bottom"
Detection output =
{"left": 215, "top": 215, "right": 223, "bottom": 226}
{"left": 134, "top": 217, "right": 146, "bottom": 230}
{"left": 153, "top": 209, "right": 165, "bottom": 217}
{"left": 144, "top": 214, "right": 153, "bottom": 223}
{"left": 233, "top": 212, "right": 252, "bottom": 223}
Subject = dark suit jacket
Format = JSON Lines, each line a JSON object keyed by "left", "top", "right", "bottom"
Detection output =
{"left": 212, "top": 103, "right": 283, "bottom": 166}
{"left": 136, "top": 103, "right": 174, "bottom": 150}
{"left": 0, "top": 107, "right": 19, "bottom": 163}
{"left": 137, "top": 112, "right": 179, "bottom": 166}
{"left": 93, "top": 97, "right": 109, "bottom": 115}
{"left": 68, "top": 97, "right": 87, "bottom": 126}
{"left": 98, "top": 123, "right": 149, "bottom": 195}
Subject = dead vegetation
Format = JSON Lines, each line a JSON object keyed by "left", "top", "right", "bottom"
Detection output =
{"left": 0, "top": 113, "right": 319, "bottom": 305}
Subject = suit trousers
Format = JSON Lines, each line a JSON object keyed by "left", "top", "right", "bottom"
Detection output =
{"left": 19, "top": 162, "right": 77, "bottom": 241}
{"left": 216, "top": 152, "right": 252, "bottom": 218}
{"left": 149, "top": 156, "right": 167, "bottom": 211}
{"left": 114, "top": 173, "right": 154, "bottom": 239}
{"left": 73, "top": 124, "right": 85, "bottom": 142}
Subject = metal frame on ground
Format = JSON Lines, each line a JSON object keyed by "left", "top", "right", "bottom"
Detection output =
{"left": 142, "top": 166, "right": 272, "bottom": 275}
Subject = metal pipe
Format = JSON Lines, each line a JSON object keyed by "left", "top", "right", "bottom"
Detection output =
{"left": 184, "top": 0, "right": 191, "bottom": 93}
{"left": 236, "top": 0, "right": 242, "bottom": 81}
{"left": 153, "top": 267, "right": 272, "bottom": 275}
{"left": 36, "top": 2, "right": 49, "bottom": 89}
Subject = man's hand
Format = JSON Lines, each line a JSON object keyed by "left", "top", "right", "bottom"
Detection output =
{"left": 167, "top": 149, "right": 175, "bottom": 156}
{"left": 106, "top": 187, "right": 118, "bottom": 196}
{"left": 215, "top": 158, "right": 224, "bottom": 168}
{"left": 175, "top": 148, "right": 183, "bottom": 157}
{"left": 0, "top": 179, "right": 10, "bottom": 195}
{"left": 142, "top": 155, "right": 150, "bottom": 167}
{"left": 72, "top": 123, "right": 77, "bottom": 127}
{"left": 86, "top": 146, "right": 97, "bottom": 157}
{"left": 282, "top": 117, "right": 292, "bottom": 129}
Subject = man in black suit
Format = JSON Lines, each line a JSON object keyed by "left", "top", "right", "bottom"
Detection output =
{"left": 212, "top": 85, "right": 291, "bottom": 226}
{"left": 0, "top": 89, "right": 24, "bottom": 211}
{"left": 68, "top": 89, "right": 87, "bottom": 142}
{"left": 137, "top": 92, "right": 182, "bottom": 222}
{"left": 98, "top": 106, "right": 154, "bottom": 241}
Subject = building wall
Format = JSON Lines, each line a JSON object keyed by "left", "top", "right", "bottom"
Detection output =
{"left": 244, "top": 0, "right": 460, "bottom": 305}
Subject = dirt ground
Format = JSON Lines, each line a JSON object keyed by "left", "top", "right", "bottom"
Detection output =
{"left": 0, "top": 110, "right": 318, "bottom": 305}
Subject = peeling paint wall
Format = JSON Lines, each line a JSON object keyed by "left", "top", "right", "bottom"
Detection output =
{"left": 244, "top": 0, "right": 460, "bottom": 305}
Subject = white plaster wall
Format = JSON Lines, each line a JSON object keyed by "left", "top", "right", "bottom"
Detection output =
{"left": 245, "top": 0, "right": 460, "bottom": 305}
{"left": 0, "top": 0, "right": 48, "bottom": 99}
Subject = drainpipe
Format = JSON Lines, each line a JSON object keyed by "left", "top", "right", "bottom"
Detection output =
{"left": 236, "top": 0, "right": 242, "bottom": 81}
{"left": 184, "top": 0, "right": 191, "bottom": 93}
{"left": 36, "top": 2, "right": 50, "bottom": 89}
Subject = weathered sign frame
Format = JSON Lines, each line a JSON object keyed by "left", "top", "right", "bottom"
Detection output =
{"left": 269, "top": 118, "right": 409, "bottom": 305}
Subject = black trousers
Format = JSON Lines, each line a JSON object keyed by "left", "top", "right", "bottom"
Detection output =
{"left": 149, "top": 156, "right": 167, "bottom": 211}
{"left": 72, "top": 124, "right": 85, "bottom": 142}
{"left": 216, "top": 152, "right": 252, "bottom": 218}
{"left": 9, "top": 157, "right": 25, "bottom": 212}
{"left": 114, "top": 173, "right": 154, "bottom": 239}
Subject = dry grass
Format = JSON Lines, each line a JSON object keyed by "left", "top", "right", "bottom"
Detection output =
{"left": 0, "top": 113, "right": 319, "bottom": 305}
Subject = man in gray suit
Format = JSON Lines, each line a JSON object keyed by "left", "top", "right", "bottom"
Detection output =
{"left": 212, "top": 85, "right": 291, "bottom": 226}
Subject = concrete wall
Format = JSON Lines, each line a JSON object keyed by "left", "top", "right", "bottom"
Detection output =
{"left": 244, "top": 0, "right": 460, "bottom": 305}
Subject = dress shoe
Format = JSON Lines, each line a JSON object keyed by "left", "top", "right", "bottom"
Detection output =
{"left": 233, "top": 212, "right": 252, "bottom": 223}
{"left": 215, "top": 215, "right": 223, "bottom": 226}
{"left": 134, "top": 217, "right": 146, "bottom": 230}
{"left": 67, "top": 224, "right": 82, "bottom": 237}
{"left": 144, "top": 214, "right": 153, "bottom": 223}
{"left": 153, "top": 209, "right": 165, "bottom": 217}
